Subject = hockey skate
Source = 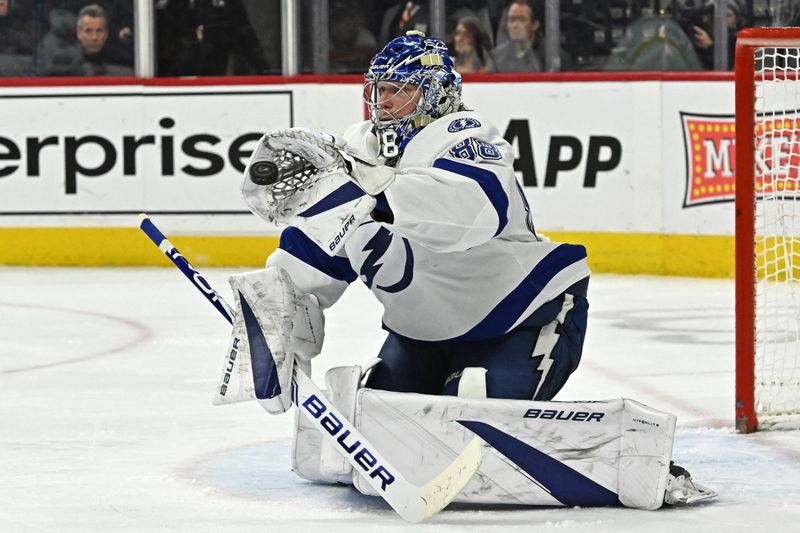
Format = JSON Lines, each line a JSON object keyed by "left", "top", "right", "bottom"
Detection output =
{"left": 663, "top": 462, "right": 718, "bottom": 505}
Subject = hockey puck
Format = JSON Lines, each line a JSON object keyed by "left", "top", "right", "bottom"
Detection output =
{"left": 249, "top": 160, "right": 279, "bottom": 185}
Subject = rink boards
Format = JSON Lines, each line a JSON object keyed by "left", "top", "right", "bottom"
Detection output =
{"left": 0, "top": 74, "right": 736, "bottom": 276}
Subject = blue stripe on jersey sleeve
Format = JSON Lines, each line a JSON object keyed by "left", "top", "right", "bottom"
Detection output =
{"left": 298, "top": 181, "right": 366, "bottom": 218}
{"left": 279, "top": 226, "right": 358, "bottom": 283}
{"left": 452, "top": 243, "right": 587, "bottom": 342}
{"left": 432, "top": 158, "right": 509, "bottom": 236}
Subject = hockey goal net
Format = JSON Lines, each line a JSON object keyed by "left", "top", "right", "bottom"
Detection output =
{"left": 736, "top": 28, "right": 800, "bottom": 433}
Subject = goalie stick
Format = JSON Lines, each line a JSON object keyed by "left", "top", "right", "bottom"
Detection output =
{"left": 137, "top": 213, "right": 482, "bottom": 523}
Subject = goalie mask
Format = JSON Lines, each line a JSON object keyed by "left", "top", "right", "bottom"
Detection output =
{"left": 364, "top": 31, "right": 462, "bottom": 159}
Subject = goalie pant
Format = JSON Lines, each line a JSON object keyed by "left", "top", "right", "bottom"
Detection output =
{"left": 293, "top": 365, "right": 675, "bottom": 510}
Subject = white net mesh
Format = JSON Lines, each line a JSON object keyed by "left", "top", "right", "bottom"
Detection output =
{"left": 753, "top": 46, "right": 800, "bottom": 420}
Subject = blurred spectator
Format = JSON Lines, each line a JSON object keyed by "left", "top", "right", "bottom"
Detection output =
{"left": 444, "top": 2, "right": 495, "bottom": 48}
{"left": 156, "top": 0, "right": 269, "bottom": 76}
{"left": 44, "top": 1, "right": 134, "bottom": 64}
{"left": 75, "top": 4, "right": 132, "bottom": 75}
{"left": 155, "top": 0, "right": 196, "bottom": 76}
{"left": 1, "top": 0, "right": 38, "bottom": 75}
{"left": 330, "top": 1, "right": 378, "bottom": 74}
{"left": 1, "top": 0, "right": 35, "bottom": 54}
{"left": 186, "top": 0, "right": 269, "bottom": 76}
{"left": 35, "top": 3, "right": 133, "bottom": 77}
{"left": 604, "top": 16, "right": 704, "bottom": 71}
{"left": 494, "top": 0, "right": 573, "bottom": 71}
{"left": 490, "top": 0, "right": 541, "bottom": 72}
{"left": 687, "top": 0, "right": 741, "bottom": 69}
{"left": 110, "top": 2, "right": 133, "bottom": 47}
{"left": 35, "top": 8, "right": 84, "bottom": 75}
{"left": 452, "top": 15, "right": 493, "bottom": 73}
{"left": 103, "top": 1, "right": 134, "bottom": 67}
{"left": 380, "top": 1, "right": 428, "bottom": 43}
{"left": 77, "top": 5, "right": 107, "bottom": 57}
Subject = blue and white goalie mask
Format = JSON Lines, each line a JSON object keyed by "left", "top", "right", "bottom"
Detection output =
{"left": 363, "top": 31, "right": 462, "bottom": 158}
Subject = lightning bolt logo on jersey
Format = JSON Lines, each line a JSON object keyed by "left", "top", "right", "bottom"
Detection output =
{"left": 358, "top": 225, "right": 414, "bottom": 293}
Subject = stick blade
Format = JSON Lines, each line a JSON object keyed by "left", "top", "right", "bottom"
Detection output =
{"left": 409, "top": 437, "right": 482, "bottom": 522}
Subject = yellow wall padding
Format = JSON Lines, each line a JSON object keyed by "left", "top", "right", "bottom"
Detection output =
{"left": 544, "top": 231, "right": 734, "bottom": 278}
{"left": 0, "top": 227, "right": 280, "bottom": 267}
{"left": 0, "top": 227, "right": 734, "bottom": 277}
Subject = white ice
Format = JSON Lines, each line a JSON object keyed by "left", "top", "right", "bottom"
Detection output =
{"left": 1, "top": 268, "right": 799, "bottom": 532}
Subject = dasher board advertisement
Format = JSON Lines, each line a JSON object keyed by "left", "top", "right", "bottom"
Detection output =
{"left": 0, "top": 86, "right": 292, "bottom": 214}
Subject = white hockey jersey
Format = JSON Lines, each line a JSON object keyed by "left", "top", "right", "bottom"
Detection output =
{"left": 266, "top": 111, "right": 590, "bottom": 342}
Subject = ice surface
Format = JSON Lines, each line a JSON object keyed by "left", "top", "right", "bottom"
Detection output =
{"left": 1, "top": 268, "right": 799, "bottom": 532}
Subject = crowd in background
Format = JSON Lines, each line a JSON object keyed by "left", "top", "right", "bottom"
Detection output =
{"left": 0, "top": 0, "right": 787, "bottom": 77}
{"left": 0, "top": 1, "right": 134, "bottom": 76}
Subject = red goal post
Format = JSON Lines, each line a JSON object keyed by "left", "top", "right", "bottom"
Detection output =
{"left": 735, "top": 27, "right": 800, "bottom": 433}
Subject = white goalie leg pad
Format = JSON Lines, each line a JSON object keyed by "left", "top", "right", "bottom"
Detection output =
{"left": 350, "top": 392, "right": 675, "bottom": 509}
{"left": 212, "top": 267, "right": 324, "bottom": 414}
{"left": 617, "top": 400, "right": 677, "bottom": 509}
{"left": 291, "top": 363, "right": 370, "bottom": 483}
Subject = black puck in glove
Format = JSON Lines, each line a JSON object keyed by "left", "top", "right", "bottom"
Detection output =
{"left": 249, "top": 160, "right": 279, "bottom": 185}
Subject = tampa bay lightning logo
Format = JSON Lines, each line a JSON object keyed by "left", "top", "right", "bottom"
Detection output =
{"left": 447, "top": 117, "right": 481, "bottom": 133}
{"left": 359, "top": 227, "right": 414, "bottom": 293}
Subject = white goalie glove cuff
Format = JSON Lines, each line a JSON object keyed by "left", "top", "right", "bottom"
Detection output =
{"left": 341, "top": 151, "right": 397, "bottom": 197}
{"left": 213, "top": 267, "right": 324, "bottom": 414}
